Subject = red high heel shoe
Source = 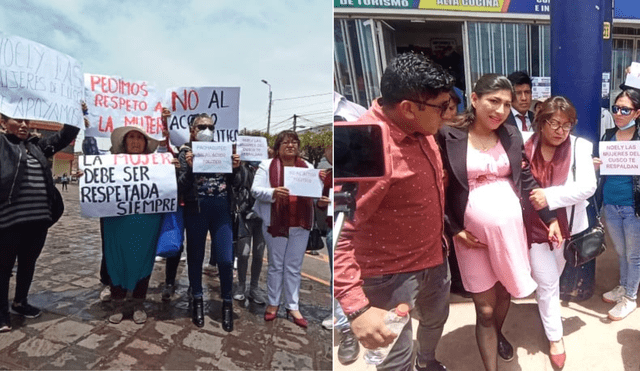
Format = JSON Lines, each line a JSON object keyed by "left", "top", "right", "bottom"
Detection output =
{"left": 286, "top": 309, "right": 308, "bottom": 328}
{"left": 264, "top": 307, "right": 278, "bottom": 322}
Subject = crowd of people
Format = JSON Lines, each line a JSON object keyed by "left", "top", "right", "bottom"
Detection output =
{"left": 0, "top": 105, "right": 332, "bottom": 336}
{"left": 334, "top": 52, "right": 640, "bottom": 371}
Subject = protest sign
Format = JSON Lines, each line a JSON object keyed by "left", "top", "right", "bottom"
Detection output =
{"left": 238, "top": 135, "right": 269, "bottom": 161}
{"left": 284, "top": 167, "right": 323, "bottom": 198}
{"left": 599, "top": 141, "right": 640, "bottom": 175}
{"left": 0, "top": 33, "right": 84, "bottom": 128}
{"left": 531, "top": 77, "right": 551, "bottom": 100}
{"left": 165, "top": 87, "right": 240, "bottom": 147}
{"left": 624, "top": 62, "right": 640, "bottom": 90}
{"left": 192, "top": 142, "right": 233, "bottom": 173}
{"left": 79, "top": 153, "right": 177, "bottom": 217}
{"left": 84, "top": 73, "right": 164, "bottom": 139}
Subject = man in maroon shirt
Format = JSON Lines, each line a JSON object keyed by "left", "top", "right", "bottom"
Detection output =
{"left": 334, "top": 53, "right": 454, "bottom": 371}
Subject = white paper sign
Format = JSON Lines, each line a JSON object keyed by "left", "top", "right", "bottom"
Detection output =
{"left": 284, "top": 167, "right": 323, "bottom": 198}
{"left": 165, "top": 86, "right": 240, "bottom": 147}
{"left": 624, "top": 62, "right": 640, "bottom": 90}
{"left": 0, "top": 33, "right": 84, "bottom": 128}
{"left": 531, "top": 77, "right": 551, "bottom": 100}
{"left": 238, "top": 136, "right": 269, "bottom": 161}
{"left": 84, "top": 73, "right": 164, "bottom": 139}
{"left": 599, "top": 141, "right": 640, "bottom": 175}
{"left": 192, "top": 142, "right": 233, "bottom": 173}
{"left": 327, "top": 188, "right": 334, "bottom": 217}
{"left": 79, "top": 153, "right": 178, "bottom": 217}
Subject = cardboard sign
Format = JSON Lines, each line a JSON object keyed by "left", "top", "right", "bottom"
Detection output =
{"left": 84, "top": 73, "right": 164, "bottom": 139}
{"left": 238, "top": 136, "right": 269, "bottom": 161}
{"left": 0, "top": 33, "right": 84, "bottom": 128}
{"left": 79, "top": 153, "right": 178, "bottom": 217}
{"left": 599, "top": 141, "right": 640, "bottom": 175}
{"left": 284, "top": 167, "right": 323, "bottom": 198}
{"left": 192, "top": 142, "right": 233, "bottom": 173}
{"left": 165, "top": 86, "right": 240, "bottom": 147}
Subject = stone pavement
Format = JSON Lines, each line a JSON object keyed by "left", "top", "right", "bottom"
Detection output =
{"left": 0, "top": 183, "right": 333, "bottom": 370}
{"left": 334, "top": 231, "right": 640, "bottom": 370}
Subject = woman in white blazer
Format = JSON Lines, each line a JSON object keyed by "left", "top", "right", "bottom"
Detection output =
{"left": 522, "top": 96, "right": 597, "bottom": 369}
{"left": 251, "top": 130, "right": 329, "bottom": 328}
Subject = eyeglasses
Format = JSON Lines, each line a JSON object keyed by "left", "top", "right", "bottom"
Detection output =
{"left": 196, "top": 124, "right": 214, "bottom": 131}
{"left": 546, "top": 119, "right": 573, "bottom": 132}
{"left": 407, "top": 98, "right": 451, "bottom": 118}
{"left": 612, "top": 105, "right": 635, "bottom": 116}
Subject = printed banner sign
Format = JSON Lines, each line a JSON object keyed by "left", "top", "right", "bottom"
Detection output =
{"left": 0, "top": 33, "right": 84, "bottom": 128}
{"left": 192, "top": 142, "right": 233, "bottom": 173}
{"left": 335, "top": 0, "right": 553, "bottom": 14}
{"left": 79, "top": 153, "right": 178, "bottom": 217}
{"left": 599, "top": 141, "right": 640, "bottom": 175}
{"left": 165, "top": 86, "right": 240, "bottom": 147}
{"left": 284, "top": 167, "right": 323, "bottom": 198}
{"left": 237, "top": 136, "right": 269, "bottom": 161}
{"left": 531, "top": 77, "right": 551, "bottom": 100}
{"left": 84, "top": 73, "right": 164, "bottom": 139}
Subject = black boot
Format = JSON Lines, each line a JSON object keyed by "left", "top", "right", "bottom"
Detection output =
{"left": 222, "top": 301, "right": 233, "bottom": 332}
{"left": 192, "top": 297, "right": 204, "bottom": 328}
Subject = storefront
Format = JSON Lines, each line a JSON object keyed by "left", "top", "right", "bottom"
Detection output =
{"left": 335, "top": 0, "right": 640, "bottom": 108}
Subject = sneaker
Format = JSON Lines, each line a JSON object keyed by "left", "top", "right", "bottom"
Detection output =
{"left": 337, "top": 327, "right": 360, "bottom": 365}
{"left": 10, "top": 300, "right": 41, "bottom": 318}
{"left": 155, "top": 256, "right": 165, "bottom": 262}
{"left": 161, "top": 284, "right": 175, "bottom": 302}
{"left": 233, "top": 285, "right": 246, "bottom": 301}
{"left": 109, "top": 302, "right": 124, "bottom": 324}
{"left": 321, "top": 315, "right": 334, "bottom": 330}
{"left": 0, "top": 312, "right": 11, "bottom": 332}
{"left": 100, "top": 286, "right": 112, "bottom": 302}
{"left": 608, "top": 296, "right": 637, "bottom": 320}
{"left": 603, "top": 285, "right": 626, "bottom": 303}
{"left": 414, "top": 360, "right": 447, "bottom": 371}
{"left": 248, "top": 286, "right": 266, "bottom": 305}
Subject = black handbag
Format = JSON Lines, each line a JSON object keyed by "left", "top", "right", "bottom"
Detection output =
{"left": 50, "top": 186, "right": 64, "bottom": 226}
{"left": 306, "top": 227, "right": 325, "bottom": 251}
{"left": 564, "top": 138, "right": 606, "bottom": 267}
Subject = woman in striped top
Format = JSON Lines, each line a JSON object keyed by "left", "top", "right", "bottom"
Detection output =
{"left": 0, "top": 114, "right": 79, "bottom": 333}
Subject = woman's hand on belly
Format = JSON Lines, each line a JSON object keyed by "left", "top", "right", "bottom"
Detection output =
{"left": 456, "top": 229, "right": 489, "bottom": 249}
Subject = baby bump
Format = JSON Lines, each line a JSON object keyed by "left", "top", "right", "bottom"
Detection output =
{"left": 464, "top": 179, "right": 523, "bottom": 229}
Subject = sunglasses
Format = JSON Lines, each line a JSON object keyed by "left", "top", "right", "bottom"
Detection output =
{"left": 612, "top": 105, "right": 635, "bottom": 116}
{"left": 196, "top": 124, "right": 214, "bottom": 131}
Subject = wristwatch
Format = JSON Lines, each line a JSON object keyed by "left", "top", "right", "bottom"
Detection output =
{"left": 346, "top": 303, "right": 371, "bottom": 321}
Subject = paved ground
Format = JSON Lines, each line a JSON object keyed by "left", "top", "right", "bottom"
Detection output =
{"left": 334, "top": 227, "right": 640, "bottom": 370}
{"left": 0, "top": 183, "right": 333, "bottom": 370}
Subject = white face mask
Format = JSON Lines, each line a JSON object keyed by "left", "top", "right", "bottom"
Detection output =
{"left": 195, "top": 128, "right": 214, "bottom": 142}
{"left": 620, "top": 120, "right": 637, "bottom": 131}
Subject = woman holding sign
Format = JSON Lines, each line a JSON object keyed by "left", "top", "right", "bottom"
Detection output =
{"left": 521, "top": 96, "right": 596, "bottom": 369}
{"left": 103, "top": 126, "right": 162, "bottom": 325}
{"left": 0, "top": 114, "right": 79, "bottom": 333}
{"left": 599, "top": 89, "right": 640, "bottom": 321}
{"left": 252, "top": 130, "right": 330, "bottom": 328}
{"left": 178, "top": 113, "right": 241, "bottom": 332}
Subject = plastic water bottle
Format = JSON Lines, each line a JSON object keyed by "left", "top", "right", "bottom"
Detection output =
{"left": 363, "top": 303, "right": 411, "bottom": 365}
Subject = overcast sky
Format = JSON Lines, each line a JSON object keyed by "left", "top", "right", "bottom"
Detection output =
{"left": 0, "top": 0, "right": 333, "bottom": 135}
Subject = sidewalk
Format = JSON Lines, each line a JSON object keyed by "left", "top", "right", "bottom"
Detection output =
{"left": 334, "top": 237, "right": 640, "bottom": 370}
{"left": 0, "top": 183, "right": 332, "bottom": 370}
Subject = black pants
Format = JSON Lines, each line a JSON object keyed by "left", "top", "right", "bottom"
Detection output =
{"left": 99, "top": 218, "right": 112, "bottom": 286}
{"left": 0, "top": 221, "right": 49, "bottom": 313}
{"left": 165, "top": 244, "right": 184, "bottom": 285}
{"left": 111, "top": 275, "right": 151, "bottom": 300}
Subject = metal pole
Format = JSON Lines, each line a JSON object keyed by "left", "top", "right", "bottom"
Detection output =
{"left": 262, "top": 80, "right": 272, "bottom": 135}
{"left": 293, "top": 114, "right": 297, "bottom": 131}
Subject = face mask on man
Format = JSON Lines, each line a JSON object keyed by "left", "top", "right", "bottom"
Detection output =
{"left": 195, "top": 128, "right": 214, "bottom": 142}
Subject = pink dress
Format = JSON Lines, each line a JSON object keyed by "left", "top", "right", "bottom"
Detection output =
{"left": 453, "top": 141, "right": 537, "bottom": 298}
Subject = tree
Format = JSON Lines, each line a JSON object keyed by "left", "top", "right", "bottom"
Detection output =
{"left": 298, "top": 129, "right": 332, "bottom": 168}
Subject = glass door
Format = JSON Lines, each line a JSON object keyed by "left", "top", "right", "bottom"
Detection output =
{"left": 610, "top": 38, "right": 635, "bottom": 105}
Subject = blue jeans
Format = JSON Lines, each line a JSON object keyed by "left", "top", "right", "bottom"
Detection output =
{"left": 185, "top": 197, "right": 233, "bottom": 301}
{"left": 603, "top": 204, "right": 640, "bottom": 299}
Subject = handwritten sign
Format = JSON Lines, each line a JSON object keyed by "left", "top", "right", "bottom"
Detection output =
{"left": 192, "top": 142, "right": 233, "bottom": 173}
{"left": 284, "top": 167, "right": 322, "bottom": 198}
{"left": 0, "top": 33, "right": 84, "bottom": 128}
{"left": 84, "top": 73, "right": 164, "bottom": 139}
{"left": 599, "top": 141, "right": 640, "bottom": 175}
{"left": 238, "top": 136, "right": 269, "bottom": 161}
{"left": 79, "top": 153, "right": 178, "bottom": 217}
{"left": 165, "top": 86, "right": 240, "bottom": 147}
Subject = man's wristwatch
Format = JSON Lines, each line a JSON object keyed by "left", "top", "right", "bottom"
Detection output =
{"left": 346, "top": 304, "right": 371, "bottom": 321}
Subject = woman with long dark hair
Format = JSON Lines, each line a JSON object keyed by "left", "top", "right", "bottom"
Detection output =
{"left": 437, "top": 74, "right": 562, "bottom": 371}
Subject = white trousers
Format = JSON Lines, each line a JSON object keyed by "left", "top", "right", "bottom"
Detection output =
{"left": 262, "top": 224, "right": 310, "bottom": 310}
{"left": 529, "top": 242, "right": 566, "bottom": 341}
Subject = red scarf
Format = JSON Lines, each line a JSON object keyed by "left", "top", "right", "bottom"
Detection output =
{"left": 523, "top": 134, "right": 571, "bottom": 246}
{"left": 267, "top": 157, "right": 313, "bottom": 237}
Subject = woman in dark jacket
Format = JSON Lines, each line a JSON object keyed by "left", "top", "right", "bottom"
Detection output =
{"left": 177, "top": 113, "right": 241, "bottom": 331}
{"left": 0, "top": 114, "right": 79, "bottom": 332}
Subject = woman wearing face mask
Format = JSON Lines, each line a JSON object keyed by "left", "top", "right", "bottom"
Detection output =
{"left": 437, "top": 74, "right": 562, "bottom": 371}
{"left": 599, "top": 89, "right": 640, "bottom": 321}
{"left": 0, "top": 114, "right": 79, "bottom": 333}
{"left": 178, "top": 113, "right": 241, "bottom": 331}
